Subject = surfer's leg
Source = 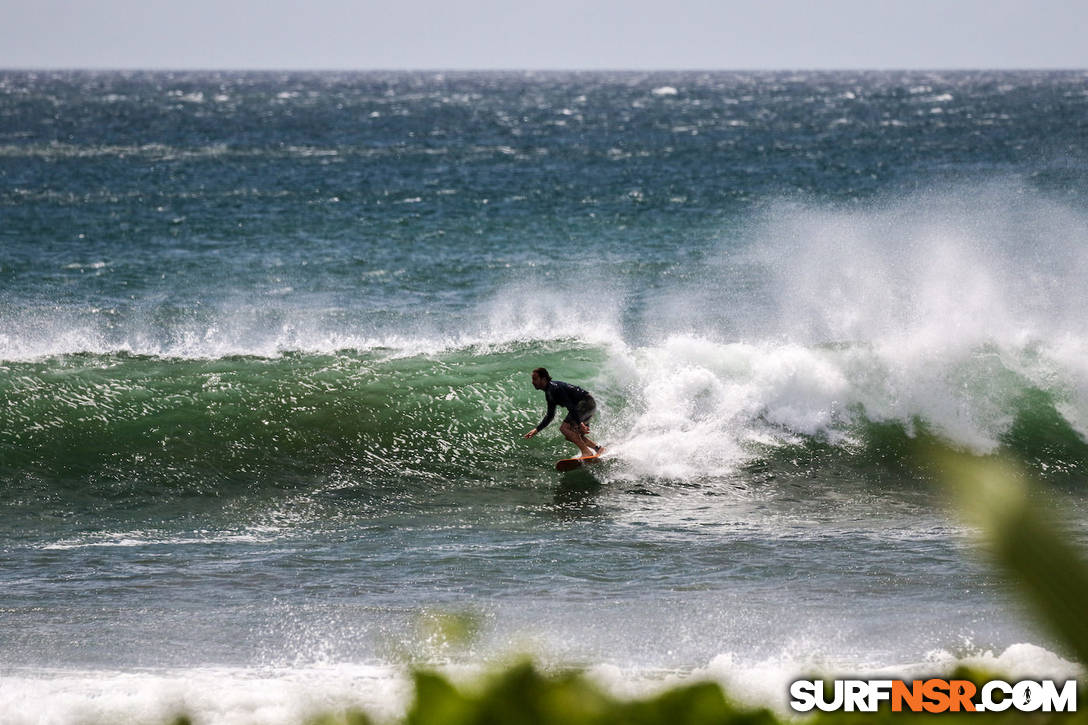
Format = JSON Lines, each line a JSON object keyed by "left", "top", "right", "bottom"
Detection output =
{"left": 560, "top": 420, "right": 596, "bottom": 458}
{"left": 572, "top": 398, "right": 601, "bottom": 453}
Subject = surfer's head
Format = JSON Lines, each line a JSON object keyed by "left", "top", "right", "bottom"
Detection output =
{"left": 531, "top": 367, "right": 550, "bottom": 389}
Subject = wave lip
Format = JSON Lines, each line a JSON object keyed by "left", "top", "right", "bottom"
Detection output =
{"left": 0, "top": 276, "right": 627, "bottom": 363}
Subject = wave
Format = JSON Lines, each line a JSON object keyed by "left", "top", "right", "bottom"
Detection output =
{"left": 2, "top": 331, "right": 1087, "bottom": 508}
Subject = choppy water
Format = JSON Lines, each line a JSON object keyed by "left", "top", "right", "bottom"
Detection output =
{"left": 2, "top": 70, "right": 1088, "bottom": 723}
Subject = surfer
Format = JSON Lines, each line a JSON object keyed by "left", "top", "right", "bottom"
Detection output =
{"left": 523, "top": 367, "right": 604, "bottom": 459}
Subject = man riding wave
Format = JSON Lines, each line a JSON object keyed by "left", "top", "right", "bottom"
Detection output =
{"left": 523, "top": 367, "right": 604, "bottom": 459}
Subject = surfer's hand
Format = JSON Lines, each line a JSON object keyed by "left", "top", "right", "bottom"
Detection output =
{"left": 579, "top": 422, "right": 590, "bottom": 434}
{"left": 523, "top": 429, "right": 537, "bottom": 439}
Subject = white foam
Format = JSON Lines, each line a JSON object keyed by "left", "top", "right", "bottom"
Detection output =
{"left": 603, "top": 337, "right": 851, "bottom": 479}
{"left": 4, "top": 644, "right": 1076, "bottom": 724}
{"left": 587, "top": 643, "right": 1082, "bottom": 715}
{"left": 603, "top": 330, "right": 1017, "bottom": 480}
{"left": 604, "top": 330, "right": 1088, "bottom": 480}
{"left": 924, "top": 642, "right": 1080, "bottom": 681}
{"left": 0, "top": 665, "right": 411, "bottom": 725}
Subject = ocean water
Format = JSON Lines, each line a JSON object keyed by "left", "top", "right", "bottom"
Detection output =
{"left": 2, "top": 70, "right": 1088, "bottom": 723}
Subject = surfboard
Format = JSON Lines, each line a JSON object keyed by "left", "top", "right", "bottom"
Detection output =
{"left": 556, "top": 454, "right": 601, "bottom": 472}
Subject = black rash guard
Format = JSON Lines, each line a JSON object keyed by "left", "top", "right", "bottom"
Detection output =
{"left": 536, "top": 380, "right": 594, "bottom": 431}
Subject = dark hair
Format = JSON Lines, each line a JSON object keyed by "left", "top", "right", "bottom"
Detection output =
{"left": 532, "top": 367, "right": 551, "bottom": 382}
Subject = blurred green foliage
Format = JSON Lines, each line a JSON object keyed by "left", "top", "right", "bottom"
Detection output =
{"left": 935, "top": 451, "right": 1088, "bottom": 666}
{"left": 405, "top": 661, "right": 778, "bottom": 725}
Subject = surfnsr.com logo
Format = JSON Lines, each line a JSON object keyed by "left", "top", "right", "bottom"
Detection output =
{"left": 790, "top": 679, "right": 1077, "bottom": 713}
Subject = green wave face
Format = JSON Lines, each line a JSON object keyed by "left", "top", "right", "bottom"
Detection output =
{"left": 0, "top": 345, "right": 610, "bottom": 502}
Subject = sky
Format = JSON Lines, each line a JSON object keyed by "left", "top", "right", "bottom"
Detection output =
{"left": 2, "top": 0, "right": 1086, "bottom": 70}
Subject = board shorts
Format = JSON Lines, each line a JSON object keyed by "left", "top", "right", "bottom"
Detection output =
{"left": 563, "top": 396, "right": 596, "bottom": 426}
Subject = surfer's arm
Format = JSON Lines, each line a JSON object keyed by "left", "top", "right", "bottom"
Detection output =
{"left": 536, "top": 399, "right": 557, "bottom": 431}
